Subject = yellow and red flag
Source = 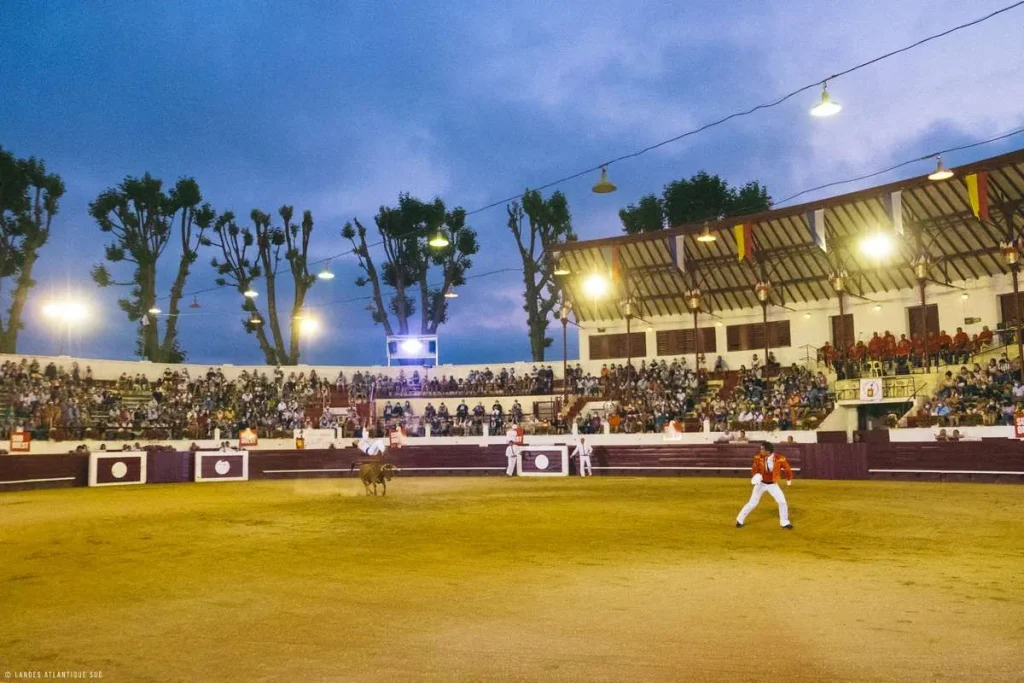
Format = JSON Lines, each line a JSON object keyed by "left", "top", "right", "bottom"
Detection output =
{"left": 966, "top": 171, "right": 989, "bottom": 221}
{"left": 734, "top": 223, "right": 753, "bottom": 262}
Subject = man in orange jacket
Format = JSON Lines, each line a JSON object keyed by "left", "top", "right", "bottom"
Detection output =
{"left": 736, "top": 442, "right": 794, "bottom": 529}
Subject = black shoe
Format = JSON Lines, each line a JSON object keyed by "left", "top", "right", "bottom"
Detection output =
{"left": 735, "top": 522, "right": 744, "bottom": 528}
{"left": 782, "top": 524, "right": 793, "bottom": 529}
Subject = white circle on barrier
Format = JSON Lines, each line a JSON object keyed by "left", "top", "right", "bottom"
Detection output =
{"left": 535, "top": 454, "right": 550, "bottom": 470}
{"left": 215, "top": 459, "right": 231, "bottom": 475}
{"left": 111, "top": 461, "right": 128, "bottom": 479}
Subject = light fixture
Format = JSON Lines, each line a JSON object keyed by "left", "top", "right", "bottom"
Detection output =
{"left": 317, "top": 264, "right": 335, "bottom": 281}
{"left": 243, "top": 288, "right": 259, "bottom": 298}
{"left": 715, "top": 321, "right": 723, "bottom": 328}
{"left": 553, "top": 258, "right": 571, "bottom": 276}
{"left": 874, "top": 304, "right": 882, "bottom": 312}
{"left": 961, "top": 292, "right": 969, "bottom": 300}
{"left": 591, "top": 166, "right": 617, "bottom": 194}
{"left": 428, "top": 230, "right": 450, "bottom": 248}
{"left": 189, "top": 296, "right": 201, "bottom": 309}
{"left": 810, "top": 82, "right": 842, "bottom": 117}
{"left": 582, "top": 272, "right": 610, "bottom": 299}
{"left": 803, "top": 312, "right": 811, "bottom": 320}
{"left": 443, "top": 289, "right": 459, "bottom": 299}
{"left": 860, "top": 231, "right": 893, "bottom": 258}
{"left": 400, "top": 339, "right": 424, "bottom": 353}
{"left": 696, "top": 225, "right": 717, "bottom": 243}
{"left": 646, "top": 325, "right": 654, "bottom": 332}
{"left": 42, "top": 300, "right": 88, "bottom": 322}
{"left": 247, "top": 312, "right": 263, "bottom": 326}
{"left": 298, "top": 316, "right": 319, "bottom": 335}
{"left": 928, "top": 156, "right": 954, "bottom": 181}
{"left": 148, "top": 306, "right": 161, "bottom": 315}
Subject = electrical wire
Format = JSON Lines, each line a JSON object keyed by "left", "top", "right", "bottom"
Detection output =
{"left": 160, "top": 1, "right": 1024, "bottom": 304}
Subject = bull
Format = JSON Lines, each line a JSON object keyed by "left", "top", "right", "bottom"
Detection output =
{"left": 350, "top": 460, "right": 399, "bottom": 496}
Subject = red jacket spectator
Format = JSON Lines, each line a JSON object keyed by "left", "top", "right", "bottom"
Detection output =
{"left": 953, "top": 327, "right": 970, "bottom": 350}
{"left": 896, "top": 335, "right": 911, "bottom": 358}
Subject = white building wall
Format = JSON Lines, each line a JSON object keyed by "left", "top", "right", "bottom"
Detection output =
{"left": 576, "top": 273, "right": 1011, "bottom": 373}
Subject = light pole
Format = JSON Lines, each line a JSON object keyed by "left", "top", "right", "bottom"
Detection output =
{"left": 559, "top": 301, "right": 572, "bottom": 404}
{"left": 685, "top": 289, "right": 702, "bottom": 371}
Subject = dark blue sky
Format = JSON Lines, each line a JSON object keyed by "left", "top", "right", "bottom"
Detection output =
{"left": 2, "top": 0, "right": 1022, "bottom": 365}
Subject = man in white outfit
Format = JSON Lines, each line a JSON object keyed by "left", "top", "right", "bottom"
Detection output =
{"left": 736, "top": 442, "right": 794, "bottom": 529}
{"left": 571, "top": 437, "right": 594, "bottom": 477}
{"left": 504, "top": 425, "right": 519, "bottom": 476}
{"left": 357, "top": 438, "right": 387, "bottom": 457}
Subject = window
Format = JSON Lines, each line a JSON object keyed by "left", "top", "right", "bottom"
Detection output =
{"left": 655, "top": 327, "right": 717, "bottom": 356}
{"left": 726, "top": 321, "right": 791, "bottom": 351}
{"left": 906, "top": 304, "right": 939, "bottom": 338}
{"left": 830, "top": 313, "right": 854, "bottom": 348}
{"left": 999, "top": 293, "right": 1024, "bottom": 324}
{"left": 588, "top": 332, "right": 647, "bottom": 360}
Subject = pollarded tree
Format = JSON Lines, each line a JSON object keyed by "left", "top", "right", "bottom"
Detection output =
{"left": 206, "top": 205, "right": 316, "bottom": 365}
{"left": 90, "top": 174, "right": 213, "bottom": 362}
{"left": 507, "top": 190, "right": 574, "bottom": 361}
{"left": 0, "top": 146, "right": 65, "bottom": 353}
{"left": 342, "top": 193, "right": 477, "bottom": 335}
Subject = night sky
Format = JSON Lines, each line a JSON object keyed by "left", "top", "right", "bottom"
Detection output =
{"left": 2, "top": 0, "right": 1022, "bottom": 366}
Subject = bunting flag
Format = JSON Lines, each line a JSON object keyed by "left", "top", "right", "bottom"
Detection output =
{"left": 733, "top": 223, "right": 753, "bottom": 262}
{"left": 882, "top": 190, "right": 903, "bottom": 236}
{"left": 806, "top": 208, "right": 827, "bottom": 252}
{"left": 966, "top": 171, "right": 990, "bottom": 221}
{"left": 667, "top": 234, "right": 686, "bottom": 273}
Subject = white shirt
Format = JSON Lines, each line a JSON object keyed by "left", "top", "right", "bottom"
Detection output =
{"left": 765, "top": 454, "right": 775, "bottom": 473}
{"left": 359, "top": 439, "right": 386, "bottom": 456}
{"left": 572, "top": 443, "right": 593, "bottom": 457}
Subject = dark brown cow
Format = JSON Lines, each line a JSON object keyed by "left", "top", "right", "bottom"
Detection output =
{"left": 350, "top": 460, "right": 399, "bottom": 496}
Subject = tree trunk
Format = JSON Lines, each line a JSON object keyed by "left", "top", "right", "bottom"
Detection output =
{"left": 141, "top": 264, "right": 160, "bottom": 361}
{"left": 159, "top": 253, "right": 191, "bottom": 362}
{"left": 287, "top": 286, "right": 307, "bottom": 365}
{"left": 0, "top": 249, "right": 39, "bottom": 353}
{"left": 264, "top": 273, "right": 286, "bottom": 364}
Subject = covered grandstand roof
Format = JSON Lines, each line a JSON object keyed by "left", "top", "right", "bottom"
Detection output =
{"left": 553, "top": 148, "right": 1024, "bottom": 322}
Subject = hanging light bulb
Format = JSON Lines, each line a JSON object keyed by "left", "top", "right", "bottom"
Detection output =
{"left": 928, "top": 156, "right": 954, "bottom": 181}
{"left": 428, "top": 229, "right": 450, "bottom": 248}
{"left": 243, "top": 287, "right": 259, "bottom": 298}
{"left": 147, "top": 306, "right": 161, "bottom": 315}
{"left": 810, "top": 81, "right": 842, "bottom": 117}
{"left": 552, "top": 257, "right": 571, "bottom": 276}
{"left": 591, "top": 166, "right": 617, "bottom": 194}
{"left": 317, "top": 264, "right": 335, "bottom": 281}
{"left": 189, "top": 296, "right": 201, "bottom": 309}
{"left": 247, "top": 312, "right": 263, "bottom": 326}
{"left": 443, "top": 288, "right": 459, "bottom": 299}
{"left": 696, "top": 225, "right": 717, "bottom": 243}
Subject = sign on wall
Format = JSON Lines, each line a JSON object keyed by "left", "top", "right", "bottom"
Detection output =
{"left": 859, "top": 378, "right": 883, "bottom": 402}
{"left": 238, "top": 428, "right": 258, "bottom": 448}
{"left": 517, "top": 446, "right": 569, "bottom": 477}
{"left": 194, "top": 450, "right": 249, "bottom": 482}
{"left": 9, "top": 429, "right": 31, "bottom": 452}
{"left": 88, "top": 452, "right": 147, "bottom": 487}
{"left": 293, "top": 429, "right": 337, "bottom": 450}
{"left": 1014, "top": 412, "right": 1024, "bottom": 439}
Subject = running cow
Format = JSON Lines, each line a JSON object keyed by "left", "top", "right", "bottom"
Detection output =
{"left": 351, "top": 460, "right": 400, "bottom": 496}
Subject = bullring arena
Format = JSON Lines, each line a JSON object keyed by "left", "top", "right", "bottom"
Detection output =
{"left": 5, "top": 153, "right": 1024, "bottom": 682}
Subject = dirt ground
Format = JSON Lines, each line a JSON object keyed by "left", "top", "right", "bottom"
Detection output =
{"left": 2, "top": 477, "right": 1022, "bottom": 682}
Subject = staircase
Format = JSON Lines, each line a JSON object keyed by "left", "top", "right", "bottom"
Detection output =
{"left": 562, "top": 395, "right": 590, "bottom": 423}
{"left": 716, "top": 371, "right": 740, "bottom": 399}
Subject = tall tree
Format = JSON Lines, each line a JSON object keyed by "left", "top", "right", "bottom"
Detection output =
{"left": 0, "top": 146, "right": 65, "bottom": 353}
{"left": 206, "top": 205, "right": 316, "bottom": 365}
{"left": 620, "top": 171, "right": 771, "bottom": 234}
{"left": 90, "top": 174, "right": 213, "bottom": 362}
{"left": 342, "top": 194, "right": 477, "bottom": 335}
{"left": 507, "top": 190, "right": 574, "bottom": 361}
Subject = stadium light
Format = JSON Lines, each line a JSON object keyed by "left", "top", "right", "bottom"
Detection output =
{"left": 860, "top": 231, "right": 893, "bottom": 258}
{"left": 299, "top": 316, "right": 319, "bottom": 335}
{"left": 443, "top": 289, "right": 459, "bottom": 299}
{"left": 147, "top": 306, "right": 161, "bottom": 315}
{"left": 400, "top": 339, "right": 423, "bottom": 353}
{"left": 928, "top": 156, "right": 954, "bottom": 181}
{"left": 582, "top": 272, "right": 610, "bottom": 298}
{"left": 42, "top": 300, "right": 88, "bottom": 323}
{"left": 696, "top": 226, "right": 717, "bottom": 243}
{"left": 810, "top": 82, "right": 842, "bottom": 117}
{"left": 243, "top": 288, "right": 259, "bottom": 298}
{"left": 317, "top": 265, "right": 335, "bottom": 281}
{"left": 553, "top": 258, "right": 571, "bottom": 276}
{"left": 428, "top": 230, "right": 450, "bottom": 248}
{"left": 591, "top": 166, "right": 617, "bottom": 194}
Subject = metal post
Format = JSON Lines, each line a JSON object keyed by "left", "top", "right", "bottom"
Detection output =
{"left": 762, "top": 303, "right": 769, "bottom": 365}
{"left": 919, "top": 279, "right": 930, "bottom": 372}
{"left": 1014, "top": 266, "right": 1024, "bottom": 383}
{"left": 562, "top": 317, "right": 568, "bottom": 403}
{"left": 693, "top": 309, "right": 700, "bottom": 371}
{"left": 625, "top": 314, "right": 632, "bottom": 404}
{"left": 837, "top": 290, "right": 846, "bottom": 361}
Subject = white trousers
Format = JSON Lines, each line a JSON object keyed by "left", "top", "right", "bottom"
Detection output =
{"left": 578, "top": 455, "right": 592, "bottom": 476}
{"left": 737, "top": 482, "right": 790, "bottom": 526}
{"left": 505, "top": 450, "right": 517, "bottom": 476}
